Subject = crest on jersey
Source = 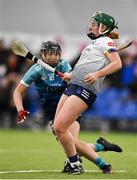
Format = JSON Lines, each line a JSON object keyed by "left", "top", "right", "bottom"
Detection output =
{"left": 108, "top": 42, "right": 115, "bottom": 47}
{"left": 48, "top": 73, "right": 55, "bottom": 81}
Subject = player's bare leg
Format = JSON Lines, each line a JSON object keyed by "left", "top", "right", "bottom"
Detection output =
{"left": 62, "top": 120, "right": 82, "bottom": 173}
{"left": 53, "top": 95, "right": 87, "bottom": 174}
{"left": 54, "top": 95, "right": 112, "bottom": 174}
{"left": 54, "top": 95, "right": 87, "bottom": 156}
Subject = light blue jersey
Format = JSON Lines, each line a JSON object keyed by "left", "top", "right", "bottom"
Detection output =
{"left": 21, "top": 59, "right": 71, "bottom": 87}
{"left": 20, "top": 59, "right": 71, "bottom": 118}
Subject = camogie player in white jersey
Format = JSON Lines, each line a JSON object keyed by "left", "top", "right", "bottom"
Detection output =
{"left": 13, "top": 40, "right": 122, "bottom": 174}
{"left": 53, "top": 11, "right": 122, "bottom": 174}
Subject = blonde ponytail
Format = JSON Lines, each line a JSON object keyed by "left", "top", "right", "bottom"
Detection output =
{"left": 107, "top": 31, "right": 119, "bottom": 39}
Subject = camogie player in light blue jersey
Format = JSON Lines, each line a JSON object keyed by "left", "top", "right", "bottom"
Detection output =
{"left": 14, "top": 41, "right": 72, "bottom": 124}
{"left": 13, "top": 40, "right": 83, "bottom": 172}
{"left": 53, "top": 12, "right": 123, "bottom": 174}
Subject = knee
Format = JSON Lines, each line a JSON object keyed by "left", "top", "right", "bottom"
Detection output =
{"left": 53, "top": 122, "right": 66, "bottom": 135}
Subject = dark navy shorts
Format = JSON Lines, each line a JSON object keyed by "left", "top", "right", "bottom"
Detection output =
{"left": 64, "top": 83, "right": 97, "bottom": 108}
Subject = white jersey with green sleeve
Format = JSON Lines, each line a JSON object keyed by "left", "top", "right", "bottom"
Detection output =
{"left": 70, "top": 36, "right": 117, "bottom": 94}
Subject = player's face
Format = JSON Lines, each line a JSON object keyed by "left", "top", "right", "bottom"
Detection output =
{"left": 41, "top": 51, "right": 61, "bottom": 66}
{"left": 87, "top": 19, "right": 100, "bottom": 37}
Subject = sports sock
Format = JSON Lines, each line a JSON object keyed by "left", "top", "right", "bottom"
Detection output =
{"left": 68, "top": 154, "right": 80, "bottom": 167}
{"left": 94, "top": 143, "right": 104, "bottom": 152}
{"left": 94, "top": 157, "right": 108, "bottom": 168}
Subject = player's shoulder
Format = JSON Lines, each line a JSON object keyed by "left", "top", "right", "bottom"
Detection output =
{"left": 25, "top": 63, "right": 44, "bottom": 77}
{"left": 98, "top": 36, "right": 114, "bottom": 43}
{"left": 31, "top": 63, "right": 44, "bottom": 72}
{"left": 58, "top": 59, "right": 69, "bottom": 66}
{"left": 96, "top": 36, "right": 116, "bottom": 49}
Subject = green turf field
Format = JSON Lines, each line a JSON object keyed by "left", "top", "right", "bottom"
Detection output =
{"left": 0, "top": 129, "right": 137, "bottom": 179}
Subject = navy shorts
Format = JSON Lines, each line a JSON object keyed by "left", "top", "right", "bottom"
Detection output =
{"left": 64, "top": 83, "right": 97, "bottom": 108}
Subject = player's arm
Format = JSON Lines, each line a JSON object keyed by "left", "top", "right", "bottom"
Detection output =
{"left": 96, "top": 52, "right": 122, "bottom": 77}
{"left": 60, "top": 60, "right": 72, "bottom": 82}
{"left": 13, "top": 83, "right": 27, "bottom": 112}
{"left": 85, "top": 52, "right": 122, "bottom": 84}
{"left": 14, "top": 64, "right": 41, "bottom": 123}
{"left": 13, "top": 83, "right": 30, "bottom": 124}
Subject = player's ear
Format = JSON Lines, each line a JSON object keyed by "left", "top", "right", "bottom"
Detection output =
{"left": 100, "top": 24, "right": 107, "bottom": 33}
{"left": 40, "top": 53, "right": 45, "bottom": 61}
{"left": 40, "top": 52, "right": 44, "bottom": 57}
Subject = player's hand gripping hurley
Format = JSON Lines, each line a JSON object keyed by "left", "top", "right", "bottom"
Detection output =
{"left": 11, "top": 40, "right": 64, "bottom": 78}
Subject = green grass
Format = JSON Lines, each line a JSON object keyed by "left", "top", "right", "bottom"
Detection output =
{"left": 0, "top": 129, "right": 137, "bottom": 179}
